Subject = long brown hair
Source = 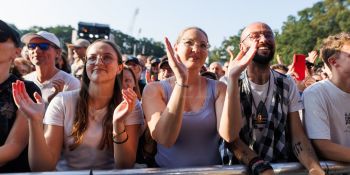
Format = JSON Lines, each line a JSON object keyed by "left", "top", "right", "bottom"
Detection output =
{"left": 123, "top": 66, "right": 142, "bottom": 100}
{"left": 69, "top": 39, "right": 123, "bottom": 151}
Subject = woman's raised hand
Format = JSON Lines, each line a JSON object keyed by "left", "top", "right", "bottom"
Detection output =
{"left": 164, "top": 37, "right": 188, "bottom": 83}
{"left": 113, "top": 88, "right": 137, "bottom": 124}
{"left": 12, "top": 80, "right": 45, "bottom": 122}
{"left": 227, "top": 39, "right": 258, "bottom": 79}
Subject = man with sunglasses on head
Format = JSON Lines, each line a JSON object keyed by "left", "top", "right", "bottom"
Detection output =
{"left": 0, "top": 20, "right": 40, "bottom": 172}
{"left": 21, "top": 31, "right": 80, "bottom": 108}
{"left": 221, "top": 22, "right": 324, "bottom": 175}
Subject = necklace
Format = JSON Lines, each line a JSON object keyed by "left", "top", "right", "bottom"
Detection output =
{"left": 247, "top": 72, "right": 271, "bottom": 127}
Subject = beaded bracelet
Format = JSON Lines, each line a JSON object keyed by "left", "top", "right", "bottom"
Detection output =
{"left": 175, "top": 81, "right": 189, "bottom": 88}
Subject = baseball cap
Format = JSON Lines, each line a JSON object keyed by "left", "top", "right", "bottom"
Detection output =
{"left": 151, "top": 58, "right": 160, "bottom": 65}
{"left": 0, "top": 20, "right": 20, "bottom": 47}
{"left": 21, "top": 31, "right": 61, "bottom": 48}
{"left": 159, "top": 57, "right": 169, "bottom": 69}
{"left": 67, "top": 38, "right": 90, "bottom": 48}
{"left": 125, "top": 56, "right": 140, "bottom": 65}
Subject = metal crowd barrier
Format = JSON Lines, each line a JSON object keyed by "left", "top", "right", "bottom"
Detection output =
{"left": 9, "top": 161, "right": 350, "bottom": 175}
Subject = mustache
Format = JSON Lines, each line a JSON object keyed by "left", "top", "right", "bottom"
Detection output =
{"left": 257, "top": 44, "right": 273, "bottom": 49}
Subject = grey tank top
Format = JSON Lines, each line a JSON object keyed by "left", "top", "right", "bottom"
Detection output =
{"left": 155, "top": 78, "right": 222, "bottom": 168}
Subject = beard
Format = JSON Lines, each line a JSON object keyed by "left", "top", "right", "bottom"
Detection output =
{"left": 252, "top": 46, "right": 275, "bottom": 65}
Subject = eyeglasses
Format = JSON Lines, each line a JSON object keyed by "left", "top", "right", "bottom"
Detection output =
{"left": 241, "top": 31, "right": 274, "bottom": 43}
{"left": 86, "top": 55, "right": 116, "bottom": 65}
{"left": 27, "top": 43, "right": 53, "bottom": 51}
{"left": 181, "top": 39, "right": 210, "bottom": 50}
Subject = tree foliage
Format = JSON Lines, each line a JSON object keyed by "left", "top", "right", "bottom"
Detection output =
{"left": 112, "top": 29, "right": 165, "bottom": 57}
{"left": 17, "top": 25, "right": 165, "bottom": 57}
{"left": 212, "top": 0, "right": 350, "bottom": 65}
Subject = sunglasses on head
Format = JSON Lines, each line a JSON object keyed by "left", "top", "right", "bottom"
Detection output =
{"left": 27, "top": 43, "right": 53, "bottom": 51}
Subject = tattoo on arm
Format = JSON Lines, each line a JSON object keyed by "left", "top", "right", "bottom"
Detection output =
{"left": 293, "top": 142, "right": 303, "bottom": 157}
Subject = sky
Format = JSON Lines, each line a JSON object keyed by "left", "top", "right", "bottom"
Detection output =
{"left": 1, "top": 0, "right": 321, "bottom": 48}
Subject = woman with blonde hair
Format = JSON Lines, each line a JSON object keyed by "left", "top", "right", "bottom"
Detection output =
{"left": 142, "top": 27, "right": 257, "bottom": 168}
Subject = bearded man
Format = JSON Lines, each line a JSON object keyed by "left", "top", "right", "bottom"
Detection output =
{"left": 221, "top": 22, "right": 324, "bottom": 175}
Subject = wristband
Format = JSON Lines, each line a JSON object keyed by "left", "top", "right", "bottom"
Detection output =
{"left": 252, "top": 161, "right": 273, "bottom": 175}
{"left": 248, "top": 157, "right": 273, "bottom": 175}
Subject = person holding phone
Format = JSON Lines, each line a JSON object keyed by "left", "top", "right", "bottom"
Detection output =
{"left": 288, "top": 54, "right": 308, "bottom": 93}
{"left": 221, "top": 22, "right": 324, "bottom": 175}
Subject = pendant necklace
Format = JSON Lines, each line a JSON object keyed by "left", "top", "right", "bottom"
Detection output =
{"left": 247, "top": 73, "right": 271, "bottom": 129}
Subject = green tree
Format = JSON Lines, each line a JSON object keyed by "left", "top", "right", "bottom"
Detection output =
{"left": 276, "top": 0, "right": 350, "bottom": 64}
{"left": 208, "top": 29, "right": 243, "bottom": 64}
{"left": 215, "top": 0, "right": 350, "bottom": 65}
{"left": 17, "top": 25, "right": 165, "bottom": 57}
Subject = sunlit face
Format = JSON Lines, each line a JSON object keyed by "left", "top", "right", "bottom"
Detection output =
{"left": 174, "top": 29, "right": 209, "bottom": 70}
{"left": 86, "top": 42, "right": 122, "bottom": 83}
{"left": 334, "top": 44, "right": 350, "bottom": 76}
{"left": 27, "top": 38, "right": 59, "bottom": 67}
{"left": 241, "top": 23, "right": 275, "bottom": 65}
{"left": 125, "top": 62, "right": 141, "bottom": 78}
{"left": 158, "top": 64, "right": 174, "bottom": 80}
{"left": 209, "top": 62, "right": 224, "bottom": 77}
{"left": 73, "top": 47, "right": 87, "bottom": 60}
{"left": 122, "top": 69, "right": 136, "bottom": 90}
{"left": 0, "top": 38, "right": 18, "bottom": 65}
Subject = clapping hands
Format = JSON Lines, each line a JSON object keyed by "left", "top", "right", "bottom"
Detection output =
{"left": 113, "top": 88, "right": 137, "bottom": 124}
{"left": 12, "top": 80, "right": 45, "bottom": 122}
{"left": 227, "top": 39, "right": 259, "bottom": 80}
{"left": 164, "top": 37, "right": 188, "bottom": 84}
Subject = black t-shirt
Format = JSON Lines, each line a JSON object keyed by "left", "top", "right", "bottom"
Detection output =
{"left": 0, "top": 74, "right": 41, "bottom": 172}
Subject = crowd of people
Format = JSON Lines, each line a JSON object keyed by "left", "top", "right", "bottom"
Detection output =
{"left": 1, "top": 19, "right": 350, "bottom": 175}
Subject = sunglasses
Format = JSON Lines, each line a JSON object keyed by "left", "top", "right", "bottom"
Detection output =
{"left": 27, "top": 43, "right": 53, "bottom": 51}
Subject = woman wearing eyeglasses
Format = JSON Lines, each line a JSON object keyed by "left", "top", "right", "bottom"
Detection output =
{"left": 142, "top": 27, "right": 257, "bottom": 168}
{"left": 12, "top": 39, "right": 144, "bottom": 171}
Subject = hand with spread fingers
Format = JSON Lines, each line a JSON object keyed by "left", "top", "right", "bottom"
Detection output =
{"left": 227, "top": 39, "right": 259, "bottom": 79}
{"left": 12, "top": 80, "right": 45, "bottom": 122}
{"left": 113, "top": 88, "right": 138, "bottom": 124}
{"left": 51, "top": 79, "right": 65, "bottom": 93}
{"left": 164, "top": 37, "right": 188, "bottom": 84}
{"left": 307, "top": 50, "right": 318, "bottom": 64}
{"left": 48, "top": 79, "right": 65, "bottom": 102}
{"left": 226, "top": 46, "right": 235, "bottom": 62}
